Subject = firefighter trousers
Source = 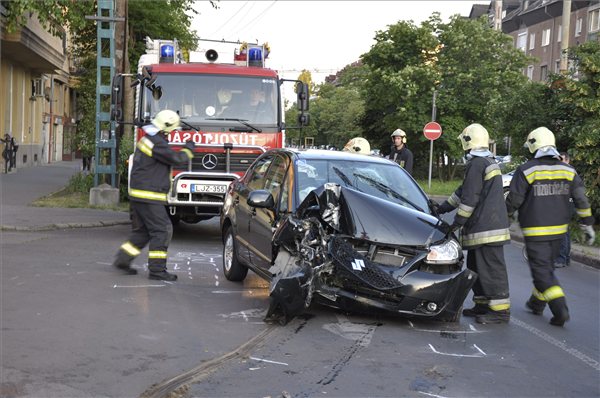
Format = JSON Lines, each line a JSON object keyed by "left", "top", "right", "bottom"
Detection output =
{"left": 115, "top": 201, "right": 173, "bottom": 273}
{"left": 466, "top": 245, "right": 510, "bottom": 308}
{"left": 524, "top": 238, "right": 562, "bottom": 294}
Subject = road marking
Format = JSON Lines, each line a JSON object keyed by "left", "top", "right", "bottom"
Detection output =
{"left": 249, "top": 356, "right": 288, "bottom": 366}
{"left": 113, "top": 284, "right": 164, "bottom": 288}
{"left": 418, "top": 392, "right": 449, "bottom": 398}
{"left": 212, "top": 290, "right": 245, "bottom": 294}
{"left": 511, "top": 316, "right": 600, "bottom": 371}
{"left": 428, "top": 343, "right": 486, "bottom": 358}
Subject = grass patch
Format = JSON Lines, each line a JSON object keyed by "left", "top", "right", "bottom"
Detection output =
{"left": 416, "top": 178, "right": 461, "bottom": 197}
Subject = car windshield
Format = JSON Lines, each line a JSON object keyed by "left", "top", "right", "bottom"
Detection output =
{"left": 142, "top": 73, "right": 279, "bottom": 126}
{"left": 296, "top": 158, "right": 430, "bottom": 213}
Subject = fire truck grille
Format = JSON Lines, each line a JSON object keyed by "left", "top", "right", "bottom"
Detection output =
{"left": 173, "top": 152, "right": 261, "bottom": 173}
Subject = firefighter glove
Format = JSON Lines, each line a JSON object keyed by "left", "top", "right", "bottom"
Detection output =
{"left": 185, "top": 140, "right": 195, "bottom": 151}
{"left": 579, "top": 224, "right": 595, "bottom": 246}
{"left": 436, "top": 201, "right": 454, "bottom": 215}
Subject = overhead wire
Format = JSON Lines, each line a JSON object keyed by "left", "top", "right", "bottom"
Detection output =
{"left": 228, "top": 0, "right": 278, "bottom": 39}
{"left": 208, "top": 1, "right": 251, "bottom": 37}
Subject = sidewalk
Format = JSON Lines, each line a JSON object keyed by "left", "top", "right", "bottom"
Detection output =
{"left": 431, "top": 195, "right": 599, "bottom": 269}
{"left": 0, "top": 161, "right": 130, "bottom": 231}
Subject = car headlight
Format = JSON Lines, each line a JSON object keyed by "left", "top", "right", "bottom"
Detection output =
{"left": 425, "top": 239, "right": 461, "bottom": 264}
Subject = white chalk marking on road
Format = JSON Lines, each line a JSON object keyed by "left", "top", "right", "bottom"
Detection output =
{"left": 97, "top": 262, "right": 111, "bottom": 265}
{"left": 469, "top": 324, "right": 478, "bottom": 331}
{"left": 241, "top": 311, "right": 249, "bottom": 322}
{"left": 407, "top": 322, "right": 483, "bottom": 334}
{"left": 511, "top": 316, "right": 600, "bottom": 371}
{"left": 174, "top": 263, "right": 180, "bottom": 270}
{"left": 218, "top": 309, "right": 266, "bottom": 319}
{"left": 212, "top": 290, "right": 245, "bottom": 294}
{"left": 9, "top": 276, "right": 18, "bottom": 280}
{"left": 113, "top": 284, "right": 164, "bottom": 288}
{"left": 428, "top": 343, "right": 486, "bottom": 358}
{"left": 408, "top": 320, "right": 414, "bottom": 328}
{"left": 473, "top": 344, "right": 486, "bottom": 355}
{"left": 418, "top": 392, "right": 449, "bottom": 398}
{"left": 249, "top": 367, "right": 261, "bottom": 371}
{"left": 249, "top": 356, "right": 288, "bottom": 366}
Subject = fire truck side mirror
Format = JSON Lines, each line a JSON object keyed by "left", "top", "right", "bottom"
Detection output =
{"left": 296, "top": 82, "right": 309, "bottom": 112}
{"left": 111, "top": 74, "right": 124, "bottom": 123}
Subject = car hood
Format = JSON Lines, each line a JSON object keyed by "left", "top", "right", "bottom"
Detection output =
{"left": 296, "top": 184, "right": 446, "bottom": 247}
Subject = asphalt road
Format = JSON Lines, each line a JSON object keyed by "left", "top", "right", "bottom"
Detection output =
{"left": 1, "top": 218, "right": 599, "bottom": 398}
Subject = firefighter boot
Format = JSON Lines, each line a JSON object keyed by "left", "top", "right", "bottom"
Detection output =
{"left": 525, "top": 295, "right": 546, "bottom": 315}
{"left": 148, "top": 270, "right": 178, "bottom": 281}
{"left": 112, "top": 254, "right": 137, "bottom": 275}
{"left": 548, "top": 297, "right": 570, "bottom": 327}
{"left": 462, "top": 304, "right": 488, "bottom": 317}
{"left": 476, "top": 309, "right": 510, "bottom": 324}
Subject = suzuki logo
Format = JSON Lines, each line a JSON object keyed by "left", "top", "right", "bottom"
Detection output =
{"left": 201, "top": 154, "right": 218, "bottom": 170}
{"left": 351, "top": 259, "right": 365, "bottom": 271}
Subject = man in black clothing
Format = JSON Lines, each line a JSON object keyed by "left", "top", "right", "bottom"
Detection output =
{"left": 506, "top": 127, "right": 595, "bottom": 326}
{"left": 388, "top": 128, "right": 413, "bottom": 175}
{"left": 112, "top": 110, "right": 195, "bottom": 281}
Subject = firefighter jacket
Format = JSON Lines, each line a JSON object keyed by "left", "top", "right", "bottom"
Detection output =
{"left": 506, "top": 156, "right": 593, "bottom": 241}
{"left": 128, "top": 131, "right": 193, "bottom": 204}
{"left": 388, "top": 145, "right": 414, "bottom": 175}
{"left": 439, "top": 155, "right": 510, "bottom": 249}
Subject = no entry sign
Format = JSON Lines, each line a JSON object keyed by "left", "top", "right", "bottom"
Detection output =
{"left": 423, "top": 121, "right": 442, "bottom": 140}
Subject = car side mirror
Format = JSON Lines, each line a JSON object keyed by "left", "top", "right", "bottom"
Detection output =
{"left": 248, "top": 190, "right": 275, "bottom": 209}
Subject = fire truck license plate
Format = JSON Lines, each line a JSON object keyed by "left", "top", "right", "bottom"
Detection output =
{"left": 191, "top": 184, "right": 227, "bottom": 194}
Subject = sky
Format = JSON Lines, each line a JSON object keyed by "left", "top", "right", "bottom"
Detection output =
{"left": 191, "top": 1, "right": 489, "bottom": 86}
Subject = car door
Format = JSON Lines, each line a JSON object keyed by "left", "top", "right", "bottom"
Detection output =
{"left": 248, "top": 154, "right": 290, "bottom": 270}
{"left": 235, "top": 154, "right": 274, "bottom": 265}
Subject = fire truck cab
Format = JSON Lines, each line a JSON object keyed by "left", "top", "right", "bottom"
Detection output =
{"left": 115, "top": 39, "right": 309, "bottom": 225}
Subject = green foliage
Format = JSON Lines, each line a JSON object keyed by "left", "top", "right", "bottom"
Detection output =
{"left": 65, "top": 172, "right": 94, "bottom": 194}
{"left": 1, "top": 0, "right": 92, "bottom": 36}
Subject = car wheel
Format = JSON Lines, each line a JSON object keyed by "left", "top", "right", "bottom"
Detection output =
{"left": 503, "top": 187, "right": 509, "bottom": 202}
{"left": 223, "top": 226, "right": 248, "bottom": 281}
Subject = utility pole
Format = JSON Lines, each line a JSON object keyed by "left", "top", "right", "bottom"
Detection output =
{"left": 494, "top": 0, "right": 503, "bottom": 31}
{"left": 560, "top": 0, "right": 571, "bottom": 74}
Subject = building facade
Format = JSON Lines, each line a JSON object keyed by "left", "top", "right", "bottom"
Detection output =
{"left": 0, "top": 5, "right": 78, "bottom": 169}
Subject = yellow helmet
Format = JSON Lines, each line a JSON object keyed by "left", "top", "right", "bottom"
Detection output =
{"left": 152, "top": 110, "right": 180, "bottom": 132}
{"left": 525, "top": 127, "right": 556, "bottom": 154}
{"left": 458, "top": 123, "right": 489, "bottom": 151}
{"left": 343, "top": 137, "right": 371, "bottom": 155}
{"left": 391, "top": 128, "right": 407, "bottom": 144}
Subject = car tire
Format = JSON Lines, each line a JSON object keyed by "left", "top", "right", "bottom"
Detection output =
{"left": 503, "top": 187, "right": 510, "bottom": 202}
{"left": 223, "top": 226, "right": 248, "bottom": 281}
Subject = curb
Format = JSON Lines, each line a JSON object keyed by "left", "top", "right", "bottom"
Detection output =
{"left": 0, "top": 220, "right": 131, "bottom": 232}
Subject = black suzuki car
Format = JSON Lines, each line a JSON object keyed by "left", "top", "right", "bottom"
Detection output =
{"left": 220, "top": 148, "right": 475, "bottom": 324}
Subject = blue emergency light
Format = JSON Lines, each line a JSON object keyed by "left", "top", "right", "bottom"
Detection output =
{"left": 248, "top": 47, "right": 264, "bottom": 67}
{"left": 159, "top": 44, "right": 175, "bottom": 63}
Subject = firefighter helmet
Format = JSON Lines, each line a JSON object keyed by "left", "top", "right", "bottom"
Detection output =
{"left": 343, "top": 137, "right": 371, "bottom": 155}
{"left": 152, "top": 110, "right": 180, "bottom": 132}
{"left": 391, "top": 128, "right": 407, "bottom": 144}
{"left": 217, "top": 88, "right": 232, "bottom": 105}
{"left": 458, "top": 123, "right": 489, "bottom": 151}
{"left": 525, "top": 127, "right": 556, "bottom": 154}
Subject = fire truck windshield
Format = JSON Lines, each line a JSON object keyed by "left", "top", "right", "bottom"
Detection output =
{"left": 142, "top": 73, "right": 279, "bottom": 127}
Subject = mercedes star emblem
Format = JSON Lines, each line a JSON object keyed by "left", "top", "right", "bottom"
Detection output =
{"left": 201, "top": 154, "right": 218, "bottom": 170}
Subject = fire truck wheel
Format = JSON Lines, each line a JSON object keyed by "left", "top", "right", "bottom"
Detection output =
{"left": 223, "top": 226, "right": 248, "bottom": 281}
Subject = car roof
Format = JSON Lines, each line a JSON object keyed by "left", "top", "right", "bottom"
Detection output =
{"left": 271, "top": 148, "right": 394, "bottom": 165}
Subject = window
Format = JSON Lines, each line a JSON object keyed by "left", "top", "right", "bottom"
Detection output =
{"left": 247, "top": 156, "right": 273, "bottom": 191}
{"left": 557, "top": 24, "right": 562, "bottom": 42}
{"left": 527, "top": 65, "right": 534, "bottom": 80}
{"left": 589, "top": 9, "right": 600, "bottom": 32}
{"left": 542, "top": 28, "right": 551, "bottom": 46}
{"left": 540, "top": 65, "right": 548, "bottom": 81}
{"left": 263, "top": 155, "right": 288, "bottom": 212}
{"left": 575, "top": 18, "right": 583, "bottom": 36}
{"left": 555, "top": 59, "right": 561, "bottom": 73}
{"left": 517, "top": 32, "right": 527, "bottom": 52}
{"left": 529, "top": 33, "right": 536, "bottom": 50}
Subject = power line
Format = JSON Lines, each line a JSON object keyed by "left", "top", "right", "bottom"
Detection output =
{"left": 209, "top": 1, "right": 250, "bottom": 37}
{"left": 229, "top": 1, "right": 277, "bottom": 38}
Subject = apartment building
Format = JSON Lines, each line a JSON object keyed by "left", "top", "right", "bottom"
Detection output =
{"left": 471, "top": 0, "right": 600, "bottom": 82}
{"left": 0, "top": 5, "right": 78, "bottom": 169}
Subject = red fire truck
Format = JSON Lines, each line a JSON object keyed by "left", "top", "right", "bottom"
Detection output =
{"left": 114, "top": 39, "right": 309, "bottom": 224}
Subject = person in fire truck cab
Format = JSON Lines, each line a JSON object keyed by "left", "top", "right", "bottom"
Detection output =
{"left": 112, "top": 110, "right": 195, "bottom": 281}
{"left": 506, "top": 127, "right": 595, "bottom": 327}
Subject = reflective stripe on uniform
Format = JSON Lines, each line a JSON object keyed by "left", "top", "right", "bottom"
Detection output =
{"left": 448, "top": 192, "right": 460, "bottom": 207}
{"left": 457, "top": 203, "right": 475, "bottom": 218}
{"left": 137, "top": 137, "right": 154, "bottom": 157}
{"left": 148, "top": 251, "right": 167, "bottom": 259}
{"left": 461, "top": 228, "right": 511, "bottom": 246}
{"left": 473, "top": 296, "right": 489, "bottom": 304}
{"left": 522, "top": 164, "right": 575, "bottom": 184}
{"left": 120, "top": 241, "right": 141, "bottom": 256}
{"left": 532, "top": 288, "right": 546, "bottom": 301}
{"left": 521, "top": 224, "right": 568, "bottom": 237}
{"left": 542, "top": 285, "right": 565, "bottom": 301}
{"left": 489, "top": 298, "right": 510, "bottom": 311}
{"left": 129, "top": 188, "right": 167, "bottom": 202}
{"left": 576, "top": 207, "right": 592, "bottom": 218}
{"left": 484, "top": 163, "right": 502, "bottom": 181}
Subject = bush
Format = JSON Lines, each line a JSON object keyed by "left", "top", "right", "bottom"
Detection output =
{"left": 65, "top": 172, "right": 94, "bottom": 194}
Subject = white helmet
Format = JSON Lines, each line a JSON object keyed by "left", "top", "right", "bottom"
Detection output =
{"left": 458, "top": 123, "right": 489, "bottom": 151}
{"left": 152, "top": 110, "right": 180, "bottom": 132}
{"left": 343, "top": 137, "right": 371, "bottom": 155}
{"left": 525, "top": 127, "right": 556, "bottom": 154}
{"left": 391, "top": 128, "right": 407, "bottom": 144}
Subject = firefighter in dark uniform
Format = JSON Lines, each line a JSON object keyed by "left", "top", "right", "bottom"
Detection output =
{"left": 506, "top": 127, "right": 595, "bottom": 326}
{"left": 436, "top": 123, "right": 511, "bottom": 324}
{"left": 388, "top": 129, "right": 413, "bottom": 175}
{"left": 112, "top": 110, "right": 195, "bottom": 281}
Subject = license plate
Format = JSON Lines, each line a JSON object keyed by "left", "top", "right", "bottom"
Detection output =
{"left": 191, "top": 184, "right": 228, "bottom": 194}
